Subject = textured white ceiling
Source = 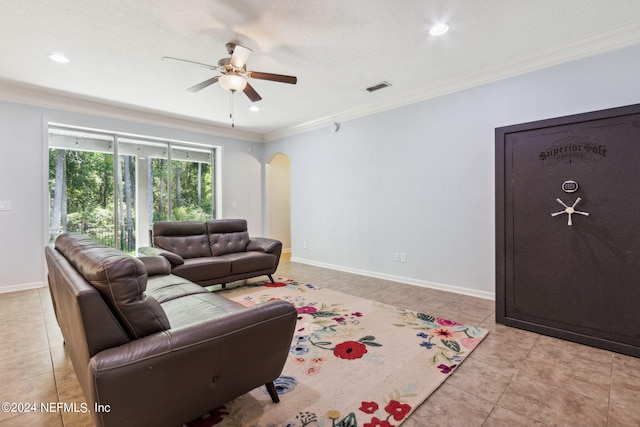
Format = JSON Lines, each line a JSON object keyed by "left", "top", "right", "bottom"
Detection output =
{"left": 1, "top": 1, "right": 640, "bottom": 140}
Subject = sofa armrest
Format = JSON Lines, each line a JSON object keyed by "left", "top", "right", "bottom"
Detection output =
{"left": 88, "top": 300, "right": 296, "bottom": 426}
{"left": 137, "top": 256, "right": 171, "bottom": 276}
{"left": 138, "top": 246, "right": 184, "bottom": 267}
{"left": 247, "top": 237, "right": 282, "bottom": 254}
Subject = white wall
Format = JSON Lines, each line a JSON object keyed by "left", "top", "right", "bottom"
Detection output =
{"left": 0, "top": 101, "right": 264, "bottom": 292}
{"left": 264, "top": 44, "right": 640, "bottom": 299}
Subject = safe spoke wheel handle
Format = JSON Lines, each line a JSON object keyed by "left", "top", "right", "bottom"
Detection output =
{"left": 551, "top": 197, "right": 589, "bottom": 226}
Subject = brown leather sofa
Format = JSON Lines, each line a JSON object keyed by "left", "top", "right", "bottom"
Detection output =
{"left": 45, "top": 233, "right": 297, "bottom": 427}
{"left": 139, "top": 219, "right": 282, "bottom": 287}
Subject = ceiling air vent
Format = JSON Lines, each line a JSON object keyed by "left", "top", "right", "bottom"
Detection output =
{"left": 366, "top": 81, "right": 392, "bottom": 92}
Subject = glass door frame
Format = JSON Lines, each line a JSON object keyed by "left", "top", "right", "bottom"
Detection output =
{"left": 46, "top": 122, "right": 220, "bottom": 250}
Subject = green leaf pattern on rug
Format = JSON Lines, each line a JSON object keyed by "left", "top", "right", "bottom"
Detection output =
{"left": 384, "top": 307, "right": 486, "bottom": 373}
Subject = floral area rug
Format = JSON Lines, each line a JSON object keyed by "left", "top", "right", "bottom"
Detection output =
{"left": 187, "top": 278, "right": 489, "bottom": 427}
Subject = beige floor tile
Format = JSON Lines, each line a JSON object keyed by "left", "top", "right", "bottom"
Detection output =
{"left": 531, "top": 335, "right": 614, "bottom": 366}
{"left": 444, "top": 357, "right": 517, "bottom": 403}
{"left": 460, "top": 335, "right": 531, "bottom": 371}
{"left": 518, "top": 349, "right": 612, "bottom": 401}
{"left": 0, "top": 321, "right": 50, "bottom": 362}
{"left": 54, "top": 367, "right": 85, "bottom": 402}
{"left": 0, "top": 349, "right": 53, "bottom": 384}
{"left": 609, "top": 372, "right": 640, "bottom": 411}
{"left": 410, "top": 383, "right": 494, "bottom": 427}
{"left": 0, "top": 371, "right": 58, "bottom": 423}
{"left": 483, "top": 406, "right": 545, "bottom": 426}
{"left": 478, "top": 317, "right": 540, "bottom": 351}
{"left": 498, "top": 373, "right": 609, "bottom": 426}
{"left": 0, "top": 411, "right": 63, "bottom": 427}
{"left": 608, "top": 402, "right": 640, "bottom": 426}
{"left": 612, "top": 352, "right": 640, "bottom": 379}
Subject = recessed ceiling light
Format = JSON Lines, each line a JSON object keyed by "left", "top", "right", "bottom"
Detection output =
{"left": 429, "top": 23, "right": 449, "bottom": 36}
{"left": 249, "top": 104, "right": 260, "bottom": 112}
{"left": 48, "top": 53, "right": 70, "bottom": 63}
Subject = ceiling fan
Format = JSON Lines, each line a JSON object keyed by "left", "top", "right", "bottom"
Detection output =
{"left": 162, "top": 43, "right": 297, "bottom": 103}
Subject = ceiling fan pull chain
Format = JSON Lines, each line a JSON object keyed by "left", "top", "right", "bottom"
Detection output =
{"left": 230, "top": 91, "right": 235, "bottom": 128}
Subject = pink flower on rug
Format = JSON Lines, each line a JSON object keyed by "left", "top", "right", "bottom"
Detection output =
{"left": 435, "top": 317, "right": 462, "bottom": 326}
{"left": 297, "top": 305, "right": 317, "bottom": 314}
{"left": 333, "top": 341, "right": 368, "bottom": 360}
{"left": 384, "top": 400, "right": 411, "bottom": 421}
{"left": 364, "top": 417, "right": 394, "bottom": 427}
{"left": 359, "top": 401, "right": 379, "bottom": 414}
{"left": 461, "top": 337, "right": 480, "bottom": 350}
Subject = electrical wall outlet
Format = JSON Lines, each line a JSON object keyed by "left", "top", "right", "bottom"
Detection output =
{"left": 0, "top": 201, "right": 12, "bottom": 211}
{"left": 400, "top": 252, "right": 407, "bottom": 263}
{"left": 394, "top": 252, "right": 400, "bottom": 261}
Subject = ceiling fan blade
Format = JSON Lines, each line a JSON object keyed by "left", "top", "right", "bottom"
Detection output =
{"left": 248, "top": 71, "right": 297, "bottom": 85}
{"left": 230, "top": 45, "right": 252, "bottom": 68}
{"left": 243, "top": 82, "right": 262, "bottom": 102}
{"left": 187, "top": 76, "right": 220, "bottom": 92}
{"left": 162, "top": 56, "right": 217, "bottom": 70}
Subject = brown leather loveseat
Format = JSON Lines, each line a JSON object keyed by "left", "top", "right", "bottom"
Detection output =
{"left": 45, "top": 233, "right": 297, "bottom": 427}
{"left": 139, "top": 219, "right": 282, "bottom": 287}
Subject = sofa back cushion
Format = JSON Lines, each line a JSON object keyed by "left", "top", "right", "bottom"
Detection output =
{"left": 55, "top": 233, "right": 170, "bottom": 339}
{"left": 153, "top": 221, "right": 211, "bottom": 259}
{"left": 206, "top": 219, "right": 250, "bottom": 256}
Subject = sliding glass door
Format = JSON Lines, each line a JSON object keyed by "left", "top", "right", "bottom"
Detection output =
{"left": 48, "top": 125, "right": 218, "bottom": 252}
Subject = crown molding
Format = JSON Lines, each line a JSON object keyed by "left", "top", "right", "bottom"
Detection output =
{"left": 0, "top": 79, "right": 263, "bottom": 143}
{"left": 264, "top": 21, "right": 640, "bottom": 142}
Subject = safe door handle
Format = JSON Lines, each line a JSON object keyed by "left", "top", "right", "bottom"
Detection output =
{"left": 551, "top": 197, "right": 589, "bottom": 226}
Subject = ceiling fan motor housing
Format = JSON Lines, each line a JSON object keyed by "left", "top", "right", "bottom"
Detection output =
{"left": 218, "top": 57, "right": 246, "bottom": 75}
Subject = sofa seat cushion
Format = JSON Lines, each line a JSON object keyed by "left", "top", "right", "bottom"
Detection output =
{"left": 221, "top": 251, "right": 277, "bottom": 274}
{"left": 146, "top": 274, "right": 209, "bottom": 303}
{"left": 144, "top": 276, "right": 244, "bottom": 327}
{"left": 170, "top": 257, "right": 231, "bottom": 283}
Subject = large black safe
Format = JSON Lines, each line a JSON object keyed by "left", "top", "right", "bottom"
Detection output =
{"left": 495, "top": 103, "right": 640, "bottom": 357}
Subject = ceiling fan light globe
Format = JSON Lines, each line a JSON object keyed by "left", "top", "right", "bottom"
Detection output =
{"left": 219, "top": 74, "right": 247, "bottom": 92}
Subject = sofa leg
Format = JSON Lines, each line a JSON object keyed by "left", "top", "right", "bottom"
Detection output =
{"left": 221, "top": 283, "right": 226, "bottom": 289}
{"left": 265, "top": 381, "right": 280, "bottom": 403}
{"left": 268, "top": 274, "right": 275, "bottom": 283}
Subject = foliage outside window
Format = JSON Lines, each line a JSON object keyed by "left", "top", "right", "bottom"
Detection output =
{"left": 48, "top": 126, "right": 217, "bottom": 253}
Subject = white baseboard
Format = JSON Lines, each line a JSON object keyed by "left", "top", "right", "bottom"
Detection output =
{"left": 290, "top": 257, "right": 495, "bottom": 300}
{"left": 0, "top": 281, "right": 47, "bottom": 294}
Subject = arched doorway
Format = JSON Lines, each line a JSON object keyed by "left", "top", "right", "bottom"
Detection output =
{"left": 266, "top": 153, "right": 291, "bottom": 255}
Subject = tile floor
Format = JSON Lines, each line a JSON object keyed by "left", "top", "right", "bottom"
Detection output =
{"left": 1, "top": 254, "right": 639, "bottom": 426}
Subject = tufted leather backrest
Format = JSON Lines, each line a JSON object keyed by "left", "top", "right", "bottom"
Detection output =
{"left": 152, "top": 221, "right": 211, "bottom": 259}
{"left": 55, "top": 233, "right": 170, "bottom": 339}
{"left": 206, "top": 219, "right": 250, "bottom": 256}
